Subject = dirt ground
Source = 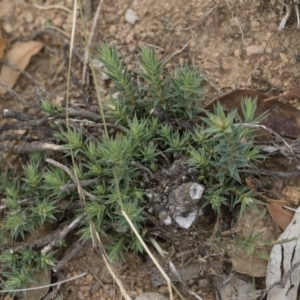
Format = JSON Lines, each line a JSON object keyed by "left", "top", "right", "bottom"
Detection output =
{"left": 1, "top": 0, "right": 300, "bottom": 299}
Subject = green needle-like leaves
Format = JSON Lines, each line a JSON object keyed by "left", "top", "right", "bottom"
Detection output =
{"left": 0, "top": 45, "right": 268, "bottom": 294}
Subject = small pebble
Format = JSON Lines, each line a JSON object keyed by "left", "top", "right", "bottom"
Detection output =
{"left": 125, "top": 8, "right": 139, "bottom": 25}
{"left": 77, "top": 291, "right": 85, "bottom": 300}
{"left": 86, "top": 274, "right": 93, "bottom": 284}
{"left": 246, "top": 45, "right": 264, "bottom": 56}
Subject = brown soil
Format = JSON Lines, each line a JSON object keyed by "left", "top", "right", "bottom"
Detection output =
{"left": 1, "top": 0, "right": 299, "bottom": 299}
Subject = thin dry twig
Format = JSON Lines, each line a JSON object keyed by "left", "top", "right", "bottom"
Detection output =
{"left": 46, "top": 158, "right": 101, "bottom": 201}
{"left": 1, "top": 107, "right": 102, "bottom": 133}
{"left": 41, "top": 213, "right": 86, "bottom": 255}
{"left": 235, "top": 123, "right": 295, "bottom": 158}
{"left": 241, "top": 168, "right": 300, "bottom": 177}
{"left": 60, "top": 178, "right": 101, "bottom": 191}
{"left": 123, "top": 211, "right": 175, "bottom": 300}
{"left": 0, "top": 142, "right": 62, "bottom": 153}
{"left": 131, "top": 161, "right": 154, "bottom": 179}
{"left": 82, "top": 0, "right": 104, "bottom": 84}
{"left": 12, "top": 224, "right": 72, "bottom": 253}
{"left": 45, "top": 157, "right": 77, "bottom": 182}
{"left": 3, "top": 109, "right": 31, "bottom": 121}
{"left": 149, "top": 237, "right": 203, "bottom": 300}
{"left": 93, "top": 229, "right": 133, "bottom": 300}
{"left": 0, "top": 272, "right": 87, "bottom": 293}
{"left": 0, "top": 59, "right": 53, "bottom": 98}
{"left": 0, "top": 80, "right": 38, "bottom": 107}
{"left": 166, "top": 38, "right": 192, "bottom": 62}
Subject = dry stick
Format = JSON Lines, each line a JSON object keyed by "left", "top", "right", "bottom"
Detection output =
{"left": 0, "top": 272, "right": 87, "bottom": 293}
{"left": 0, "top": 142, "right": 62, "bottom": 153}
{"left": 60, "top": 178, "right": 101, "bottom": 192}
{"left": 92, "top": 226, "right": 133, "bottom": 300}
{"left": 0, "top": 134, "right": 29, "bottom": 142}
{"left": 0, "top": 59, "right": 54, "bottom": 98}
{"left": 0, "top": 80, "right": 37, "bottom": 107}
{"left": 241, "top": 168, "right": 300, "bottom": 178}
{"left": 131, "top": 161, "right": 154, "bottom": 179}
{"left": 61, "top": 107, "right": 102, "bottom": 121}
{"left": 0, "top": 199, "right": 29, "bottom": 212}
{"left": 82, "top": 0, "right": 104, "bottom": 84}
{"left": 235, "top": 123, "right": 295, "bottom": 158}
{"left": 96, "top": 248, "right": 133, "bottom": 300}
{"left": 149, "top": 237, "right": 203, "bottom": 300}
{"left": 1, "top": 110, "right": 49, "bottom": 129}
{"left": 123, "top": 211, "right": 176, "bottom": 300}
{"left": 46, "top": 158, "right": 99, "bottom": 200}
{"left": 3, "top": 109, "right": 31, "bottom": 121}
{"left": 80, "top": 258, "right": 105, "bottom": 289}
{"left": 42, "top": 272, "right": 64, "bottom": 300}
{"left": 41, "top": 213, "right": 86, "bottom": 255}
{"left": 12, "top": 226, "right": 68, "bottom": 253}
{"left": 2, "top": 108, "right": 102, "bottom": 130}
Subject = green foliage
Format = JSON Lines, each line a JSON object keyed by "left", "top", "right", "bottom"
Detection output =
{"left": 98, "top": 44, "right": 137, "bottom": 107}
{"left": 40, "top": 99, "right": 63, "bottom": 115}
{"left": 0, "top": 248, "right": 57, "bottom": 293}
{"left": 99, "top": 45, "right": 205, "bottom": 122}
{"left": 0, "top": 45, "right": 267, "bottom": 293}
{"left": 233, "top": 231, "right": 264, "bottom": 256}
{"left": 187, "top": 98, "right": 265, "bottom": 212}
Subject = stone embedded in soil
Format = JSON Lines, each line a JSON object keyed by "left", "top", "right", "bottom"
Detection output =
{"left": 86, "top": 274, "right": 93, "bottom": 284}
{"left": 125, "top": 8, "right": 139, "bottom": 25}
{"left": 251, "top": 20, "right": 260, "bottom": 31}
{"left": 245, "top": 45, "right": 264, "bottom": 56}
{"left": 174, "top": 211, "right": 197, "bottom": 229}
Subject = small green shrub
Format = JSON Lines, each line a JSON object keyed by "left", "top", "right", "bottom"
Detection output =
{"left": 0, "top": 44, "right": 266, "bottom": 293}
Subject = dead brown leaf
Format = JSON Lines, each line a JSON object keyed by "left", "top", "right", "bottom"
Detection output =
{"left": 266, "top": 200, "right": 294, "bottom": 230}
{"left": 228, "top": 204, "right": 281, "bottom": 277}
{"left": 246, "top": 177, "right": 294, "bottom": 230}
{"left": 230, "top": 252, "right": 268, "bottom": 277}
{"left": 205, "top": 89, "right": 300, "bottom": 140}
{"left": 263, "top": 86, "right": 300, "bottom": 102}
{"left": 26, "top": 269, "right": 51, "bottom": 300}
{"left": 0, "top": 41, "right": 44, "bottom": 94}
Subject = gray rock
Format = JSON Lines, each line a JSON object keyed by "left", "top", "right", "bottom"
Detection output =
{"left": 125, "top": 8, "right": 139, "bottom": 25}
